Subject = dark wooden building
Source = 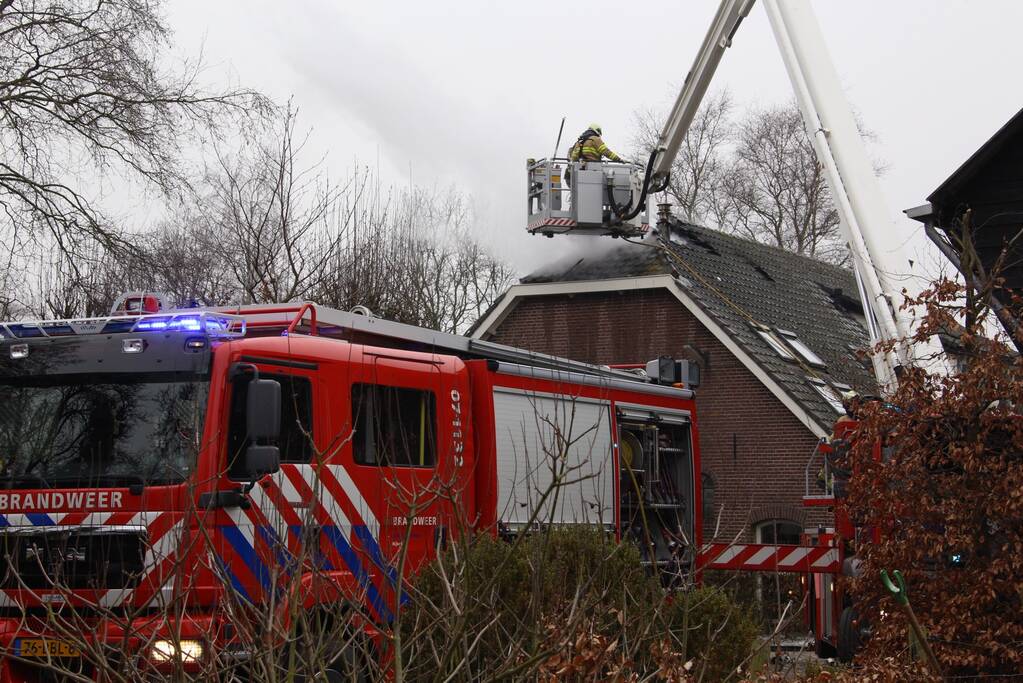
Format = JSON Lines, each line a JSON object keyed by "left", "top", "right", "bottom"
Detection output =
{"left": 907, "top": 107, "right": 1023, "bottom": 294}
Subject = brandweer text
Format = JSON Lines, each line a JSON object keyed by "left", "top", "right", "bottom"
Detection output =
{"left": 0, "top": 491, "right": 124, "bottom": 511}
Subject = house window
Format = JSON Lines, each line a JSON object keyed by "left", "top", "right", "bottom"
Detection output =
{"left": 755, "top": 519, "right": 803, "bottom": 545}
{"left": 809, "top": 378, "right": 845, "bottom": 414}
{"left": 753, "top": 325, "right": 794, "bottom": 360}
{"left": 352, "top": 383, "right": 437, "bottom": 467}
{"left": 778, "top": 330, "right": 826, "bottom": 367}
{"left": 227, "top": 373, "right": 314, "bottom": 479}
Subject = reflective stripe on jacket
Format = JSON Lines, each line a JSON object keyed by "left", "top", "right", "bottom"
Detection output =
{"left": 569, "top": 131, "right": 622, "bottom": 162}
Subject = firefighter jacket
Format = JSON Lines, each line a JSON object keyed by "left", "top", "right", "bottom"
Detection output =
{"left": 569, "top": 130, "right": 622, "bottom": 162}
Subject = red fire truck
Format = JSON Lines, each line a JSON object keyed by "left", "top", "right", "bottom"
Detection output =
{"left": 0, "top": 288, "right": 860, "bottom": 681}
{"left": 0, "top": 295, "right": 714, "bottom": 679}
{"left": 0, "top": 293, "right": 848, "bottom": 679}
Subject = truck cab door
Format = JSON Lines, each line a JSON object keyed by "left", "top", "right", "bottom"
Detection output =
{"left": 348, "top": 356, "right": 468, "bottom": 603}
{"left": 351, "top": 382, "right": 441, "bottom": 577}
{"left": 217, "top": 363, "right": 320, "bottom": 603}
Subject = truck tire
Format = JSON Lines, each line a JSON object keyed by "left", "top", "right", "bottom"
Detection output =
{"left": 316, "top": 623, "right": 371, "bottom": 683}
{"left": 837, "top": 606, "right": 862, "bottom": 662}
{"left": 814, "top": 636, "right": 836, "bottom": 660}
{"left": 323, "top": 643, "right": 370, "bottom": 683}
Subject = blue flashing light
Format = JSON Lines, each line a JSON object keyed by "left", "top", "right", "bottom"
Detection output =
{"left": 168, "top": 316, "right": 203, "bottom": 332}
{"left": 130, "top": 312, "right": 241, "bottom": 337}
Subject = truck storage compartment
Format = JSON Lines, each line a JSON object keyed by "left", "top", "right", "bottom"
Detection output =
{"left": 617, "top": 405, "right": 695, "bottom": 576}
{"left": 491, "top": 388, "right": 614, "bottom": 530}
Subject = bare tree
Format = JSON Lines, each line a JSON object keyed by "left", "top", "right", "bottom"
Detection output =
{"left": 10, "top": 106, "right": 513, "bottom": 334}
{"left": 313, "top": 186, "right": 514, "bottom": 333}
{"left": 633, "top": 89, "right": 734, "bottom": 224}
{"left": 16, "top": 212, "right": 238, "bottom": 319}
{"left": 0, "top": 0, "right": 266, "bottom": 269}
{"left": 714, "top": 102, "right": 846, "bottom": 264}
{"left": 197, "top": 103, "right": 359, "bottom": 304}
{"left": 634, "top": 93, "right": 861, "bottom": 265}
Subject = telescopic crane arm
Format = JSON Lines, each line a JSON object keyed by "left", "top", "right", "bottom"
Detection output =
{"left": 647, "top": 0, "right": 948, "bottom": 392}
{"left": 649, "top": 0, "right": 755, "bottom": 190}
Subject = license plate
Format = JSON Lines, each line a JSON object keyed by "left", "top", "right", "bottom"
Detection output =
{"left": 16, "top": 638, "right": 81, "bottom": 658}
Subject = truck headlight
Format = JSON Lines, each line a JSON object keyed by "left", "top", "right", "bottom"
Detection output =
{"left": 150, "top": 639, "right": 204, "bottom": 663}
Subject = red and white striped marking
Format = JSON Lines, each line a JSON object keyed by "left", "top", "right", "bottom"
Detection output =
{"left": 697, "top": 543, "right": 840, "bottom": 574}
{"left": 528, "top": 218, "right": 577, "bottom": 230}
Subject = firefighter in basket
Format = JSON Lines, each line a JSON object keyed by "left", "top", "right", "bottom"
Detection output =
{"left": 565, "top": 123, "right": 629, "bottom": 190}
{"left": 568, "top": 123, "right": 625, "bottom": 163}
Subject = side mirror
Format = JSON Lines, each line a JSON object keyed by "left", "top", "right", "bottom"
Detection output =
{"left": 681, "top": 360, "right": 701, "bottom": 388}
{"left": 245, "top": 444, "right": 280, "bottom": 479}
{"left": 644, "top": 356, "right": 701, "bottom": 388}
{"left": 247, "top": 378, "right": 281, "bottom": 440}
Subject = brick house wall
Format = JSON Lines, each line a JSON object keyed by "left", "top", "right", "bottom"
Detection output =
{"left": 483, "top": 288, "right": 831, "bottom": 541}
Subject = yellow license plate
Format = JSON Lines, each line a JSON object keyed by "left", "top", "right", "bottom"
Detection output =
{"left": 17, "top": 638, "right": 81, "bottom": 658}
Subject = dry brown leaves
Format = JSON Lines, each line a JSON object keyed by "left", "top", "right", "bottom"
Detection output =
{"left": 843, "top": 280, "right": 1023, "bottom": 677}
{"left": 534, "top": 612, "right": 707, "bottom": 682}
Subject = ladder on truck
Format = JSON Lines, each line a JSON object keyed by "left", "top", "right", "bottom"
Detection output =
{"left": 0, "top": 296, "right": 672, "bottom": 388}
{"left": 209, "top": 301, "right": 654, "bottom": 383}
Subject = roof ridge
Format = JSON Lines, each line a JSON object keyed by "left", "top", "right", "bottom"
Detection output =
{"left": 669, "top": 219, "right": 853, "bottom": 278}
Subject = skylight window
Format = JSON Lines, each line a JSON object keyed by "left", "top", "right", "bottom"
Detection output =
{"left": 809, "top": 378, "right": 845, "bottom": 414}
{"left": 778, "top": 330, "right": 826, "bottom": 367}
{"left": 754, "top": 326, "right": 794, "bottom": 360}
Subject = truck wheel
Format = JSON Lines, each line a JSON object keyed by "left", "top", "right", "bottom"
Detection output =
{"left": 814, "top": 637, "right": 836, "bottom": 660}
{"left": 322, "top": 658, "right": 368, "bottom": 683}
{"left": 837, "top": 606, "right": 863, "bottom": 662}
{"left": 319, "top": 632, "right": 371, "bottom": 683}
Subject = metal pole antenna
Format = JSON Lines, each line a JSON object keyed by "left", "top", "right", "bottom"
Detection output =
{"left": 552, "top": 117, "right": 566, "bottom": 159}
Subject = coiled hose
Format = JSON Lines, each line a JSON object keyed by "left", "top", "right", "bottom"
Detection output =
{"left": 606, "top": 148, "right": 669, "bottom": 221}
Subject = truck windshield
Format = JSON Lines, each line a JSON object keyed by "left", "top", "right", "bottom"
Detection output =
{"left": 0, "top": 372, "right": 209, "bottom": 487}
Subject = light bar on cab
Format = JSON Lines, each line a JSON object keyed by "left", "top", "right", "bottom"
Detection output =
{"left": 131, "top": 313, "right": 241, "bottom": 335}
{"left": 0, "top": 311, "right": 245, "bottom": 340}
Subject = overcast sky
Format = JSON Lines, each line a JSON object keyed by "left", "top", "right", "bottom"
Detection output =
{"left": 165, "top": 0, "right": 1023, "bottom": 281}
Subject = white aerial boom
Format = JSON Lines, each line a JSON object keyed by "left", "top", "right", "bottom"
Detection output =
{"left": 541, "top": 0, "right": 947, "bottom": 391}
{"left": 647, "top": 0, "right": 754, "bottom": 189}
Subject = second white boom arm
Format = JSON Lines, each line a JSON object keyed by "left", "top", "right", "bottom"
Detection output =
{"left": 649, "top": 0, "right": 947, "bottom": 391}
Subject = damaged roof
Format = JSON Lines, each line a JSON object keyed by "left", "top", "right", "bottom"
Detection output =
{"left": 513, "top": 220, "right": 877, "bottom": 430}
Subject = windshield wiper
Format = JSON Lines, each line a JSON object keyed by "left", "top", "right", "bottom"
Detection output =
{"left": 0, "top": 474, "right": 51, "bottom": 489}
{"left": 45, "top": 474, "right": 148, "bottom": 494}
{"left": 103, "top": 474, "right": 147, "bottom": 495}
